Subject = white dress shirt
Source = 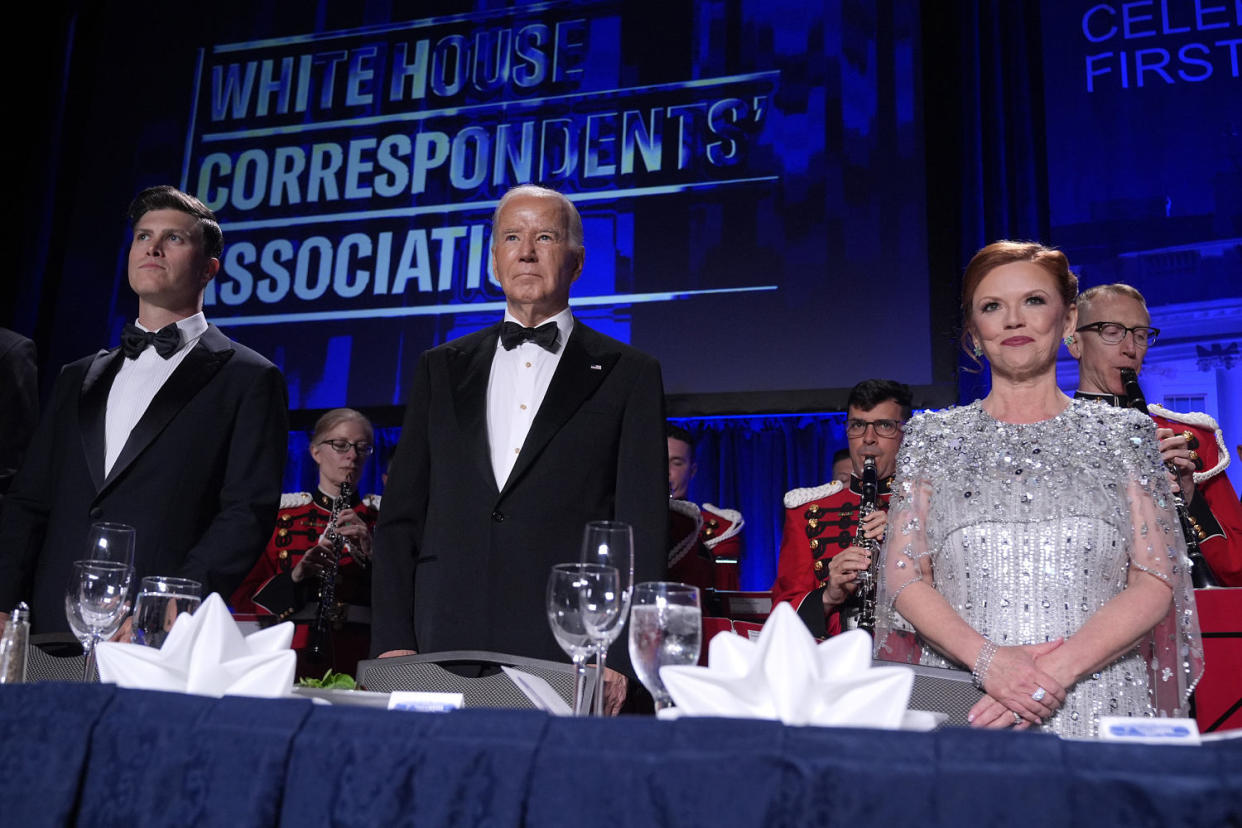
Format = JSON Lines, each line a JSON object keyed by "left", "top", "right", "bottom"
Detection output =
{"left": 487, "top": 307, "right": 574, "bottom": 488}
{"left": 104, "top": 312, "right": 209, "bottom": 476}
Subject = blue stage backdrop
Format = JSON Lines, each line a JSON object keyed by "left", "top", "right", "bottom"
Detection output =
{"left": 86, "top": 0, "right": 941, "bottom": 411}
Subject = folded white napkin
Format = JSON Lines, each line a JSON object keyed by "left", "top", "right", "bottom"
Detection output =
{"left": 660, "top": 602, "right": 927, "bottom": 729}
{"left": 96, "top": 593, "right": 296, "bottom": 698}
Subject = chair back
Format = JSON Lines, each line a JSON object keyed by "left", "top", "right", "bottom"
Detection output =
{"left": 873, "top": 658, "right": 982, "bottom": 728}
{"left": 26, "top": 634, "right": 98, "bottom": 683}
{"left": 356, "top": 650, "right": 595, "bottom": 711}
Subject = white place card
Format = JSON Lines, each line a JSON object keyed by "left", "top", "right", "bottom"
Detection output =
{"left": 387, "top": 691, "right": 464, "bottom": 712}
{"left": 1098, "top": 716, "right": 1201, "bottom": 745}
{"left": 502, "top": 666, "right": 572, "bottom": 715}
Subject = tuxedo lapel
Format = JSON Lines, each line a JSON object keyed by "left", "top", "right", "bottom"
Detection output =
{"left": 448, "top": 325, "right": 502, "bottom": 496}
{"left": 78, "top": 348, "right": 124, "bottom": 492}
{"left": 501, "top": 324, "right": 619, "bottom": 498}
{"left": 101, "top": 326, "right": 234, "bottom": 492}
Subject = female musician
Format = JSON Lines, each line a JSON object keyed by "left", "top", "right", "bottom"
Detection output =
{"left": 232, "top": 408, "right": 379, "bottom": 676}
{"left": 875, "top": 242, "right": 1203, "bottom": 737}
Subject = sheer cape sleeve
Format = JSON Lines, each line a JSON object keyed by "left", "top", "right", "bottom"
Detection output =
{"left": 1118, "top": 412, "right": 1204, "bottom": 717}
{"left": 874, "top": 412, "right": 935, "bottom": 665}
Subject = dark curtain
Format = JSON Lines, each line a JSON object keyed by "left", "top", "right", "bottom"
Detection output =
{"left": 673, "top": 414, "right": 848, "bottom": 591}
{"left": 923, "top": 0, "right": 1051, "bottom": 404}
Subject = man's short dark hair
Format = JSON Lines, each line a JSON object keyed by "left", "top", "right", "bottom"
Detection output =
{"left": 127, "top": 186, "right": 223, "bottom": 259}
{"left": 666, "top": 422, "right": 695, "bottom": 446}
{"left": 847, "top": 379, "right": 913, "bottom": 421}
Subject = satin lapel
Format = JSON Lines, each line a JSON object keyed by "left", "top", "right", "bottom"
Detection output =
{"left": 78, "top": 349, "right": 124, "bottom": 492}
{"left": 501, "top": 325, "right": 619, "bottom": 498}
{"left": 101, "top": 329, "right": 233, "bottom": 492}
{"left": 449, "top": 325, "right": 502, "bottom": 497}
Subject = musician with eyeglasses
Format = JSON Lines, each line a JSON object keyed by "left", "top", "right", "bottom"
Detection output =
{"left": 1066, "top": 283, "right": 1242, "bottom": 586}
{"left": 772, "top": 379, "right": 911, "bottom": 637}
{"left": 232, "top": 408, "right": 381, "bottom": 676}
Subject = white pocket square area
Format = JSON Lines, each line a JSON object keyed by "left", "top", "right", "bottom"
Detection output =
{"left": 660, "top": 602, "right": 926, "bottom": 729}
{"left": 96, "top": 592, "right": 296, "bottom": 698}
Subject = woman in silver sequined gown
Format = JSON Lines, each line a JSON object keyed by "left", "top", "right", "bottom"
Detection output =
{"left": 874, "top": 242, "right": 1203, "bottom": 738}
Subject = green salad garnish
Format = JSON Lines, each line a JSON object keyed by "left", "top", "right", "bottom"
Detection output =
{"left": 296, "top": 669, "right": 357, "bottom": 690}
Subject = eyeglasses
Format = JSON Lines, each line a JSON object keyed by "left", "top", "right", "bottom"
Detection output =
{"left": 1075, "top": 321, "right": 1160, "bottom": 348}
{"left": 845, "top": 419, "right": 904, "bottom": 438}
{"left": 318, "top": 439, "right": 374, "bottom": 457}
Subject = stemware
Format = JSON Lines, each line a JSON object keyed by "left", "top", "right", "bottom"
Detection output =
{"left": 627, "top": 582, "right": 702, "bottom": 712}
{"left": 86, "top": 522, "right": 136, "bottom": 567}
{"left": 131, "top": 576, "right": 202, "bottom": 648}
{"left": 547, "top": 563, "right": 617, "bottom": 716}
{"left": 65, "top": 560, "right": 134, "bottom": 681}
{"left": 579, "top": 520, "right": 634, "bottom": 715}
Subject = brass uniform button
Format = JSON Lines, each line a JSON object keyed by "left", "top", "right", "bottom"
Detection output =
{"left": 809, "top": 538, "right": 820, "bottom": 551}
{"left": 278, "top": 550, "right": 289, "bottom": 561}
{"left": 813, "top": 560, "right": 824, "bottom": 572}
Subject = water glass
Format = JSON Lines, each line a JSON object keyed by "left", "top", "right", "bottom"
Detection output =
{"left": 65, "top": 560, "right": 134, "bottom": 680}
{"left": 627, "top": 582, "right": 701, "bottom": 712}
{"left": 132, "top": 576, "right": 202, "bottom": 648}
{"left": 86, "top": 522, "right": 136, "bottom": 567}
{"left": 580, "top": 520, "right": 634, "bottom": 714}
{"left": 547, "top": 563, "right": 618, "bottom": 716}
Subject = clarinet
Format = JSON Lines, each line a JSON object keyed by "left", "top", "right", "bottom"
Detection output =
{"left": 844, "top": 457, "right": 880, "bottom": 634}
{"left": 1119, "top": 369, "right": 1220, "bottom": 588}
{"left": 308, "top": 478, "right": 353, "bottom": 660}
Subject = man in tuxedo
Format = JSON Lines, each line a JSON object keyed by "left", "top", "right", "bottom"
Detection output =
{"left": 372, "top": 185, "right": 667, "bottom": 712}
{"left": 0, "top": 327, "right": 38, "bottom": 499}
{"left": 0, "top": 186, "right": 288, "bottom": 632}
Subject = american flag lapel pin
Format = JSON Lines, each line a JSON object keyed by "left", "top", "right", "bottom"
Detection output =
{"left": 589, "top": 364, "right": 602, "bottom": 371}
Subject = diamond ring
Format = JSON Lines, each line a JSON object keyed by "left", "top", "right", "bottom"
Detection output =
{"left": 1031, "top": 687, "right": 1047, "bottom": 702}
{"left": 1012, "top": 711, "right": 1022, "bottom": 726}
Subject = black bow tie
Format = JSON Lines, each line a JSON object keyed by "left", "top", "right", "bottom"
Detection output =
{"left": 121, "top": 323, "right": 182, "bottom": 359}
{"left": 500, "top": 321, "right": 559, "bottom": 352}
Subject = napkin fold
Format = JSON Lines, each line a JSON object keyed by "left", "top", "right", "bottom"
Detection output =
{"left": 96, "top": 593, "right": 296, "bottom": 697}
{"left": 660, "top": 602, "right": 920, "bottom": 728}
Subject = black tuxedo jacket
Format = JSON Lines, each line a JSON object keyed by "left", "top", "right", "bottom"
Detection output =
{"left": 0, "top": 328, "right": 38, "bottom": 497}
{"left": 0, "top": 324, "right": 289, "bottom": 632}
{"left": 371, "top": 320, "right": 668, "bottom": 666}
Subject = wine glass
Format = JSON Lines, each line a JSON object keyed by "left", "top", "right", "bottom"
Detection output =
{"left": 86, "top": 522, "right": 136, "bottom": 567}
{"left": 131, "top": 576, "right": 202, "bottom": 648}
{"left": 547, "top": 563, "right": 618, "bottom": 716}
{"left": 627, "top": 582, "right": 702, "bottom": 712}
{"left": 65, "top": 560, "right": 134, "bottom": 681}
{"left": 579, "top": 520, "right": 634, "bottom": 715}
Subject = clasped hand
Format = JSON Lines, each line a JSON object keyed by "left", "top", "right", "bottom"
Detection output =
{"left": 967, "top": 640, "right": 1070, "bottom": 729}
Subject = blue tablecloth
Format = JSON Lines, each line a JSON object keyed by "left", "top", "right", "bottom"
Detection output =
{"left": 3, "top": 683, "right": 1240, "bottom": 827}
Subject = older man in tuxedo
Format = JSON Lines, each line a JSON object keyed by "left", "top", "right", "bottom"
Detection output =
{"left": 372, "top": 185, "right": 667, "bottom": 712}
{"left": 0, "top": 186, "right": 288, "bottom": 632}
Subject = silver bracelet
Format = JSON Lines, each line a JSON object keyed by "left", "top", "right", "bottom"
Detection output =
{"left": 971, "top": 639, "right": 998, "bottom": 689}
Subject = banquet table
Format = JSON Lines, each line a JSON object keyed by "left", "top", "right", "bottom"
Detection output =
{"left": 2, "top": 683, "right": 1239, "bottom": 828}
